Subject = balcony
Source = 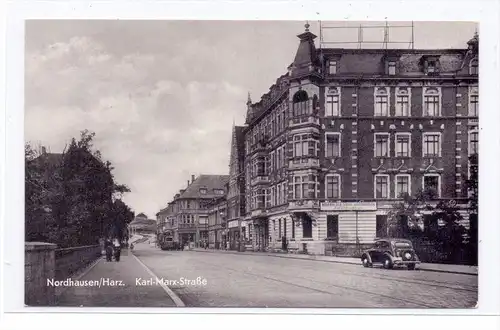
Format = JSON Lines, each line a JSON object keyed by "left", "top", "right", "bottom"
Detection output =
{"left": 178, "top": 223, "right": 197, "bottom": 230}
{"left": 288, "top": 199, "right": 320, "bottom": 212}
{"left": 251, "top": 208, "right": 267, "bottom": 218}
{"left": 288, "top": 157, "right": 320, "bottom": 170}
{"left": 251, "top": 175, "right": 270, "bottom": 186}
{"left": 289, "top": 115, "right": 320, "bottom": 128}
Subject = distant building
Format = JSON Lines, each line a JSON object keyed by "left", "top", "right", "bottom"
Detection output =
{"left": 242, "top": 24, "right": 479, "bottom": 255}
{"left": 207, "top": 196, "right": 227, "bottom": 249}
{"left": 164, "top": 175, "right": 229, "bottom": 247}
{"left": 129, "top": 213, "right": 157, "bottom": 236}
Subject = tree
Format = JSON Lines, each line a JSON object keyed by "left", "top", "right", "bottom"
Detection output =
{"left": 386, "top": 188, "right": 437, "bottom": 238}
{"left": 110, "top": 199, "right": 135, "bottom": 243}
{"left": 387, "top": 187, "right": 467, "bottom": 264}
{"left": 25, "top": 130, "right": 135, "bottom": 248}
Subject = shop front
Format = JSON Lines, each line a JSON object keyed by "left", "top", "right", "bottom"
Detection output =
{"left": 319, "top": 201, "right": 378, "bottom": 256}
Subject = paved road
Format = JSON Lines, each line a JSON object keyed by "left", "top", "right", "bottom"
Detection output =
{"left": 133, "top": 244, "right": 478, "bottom": 308}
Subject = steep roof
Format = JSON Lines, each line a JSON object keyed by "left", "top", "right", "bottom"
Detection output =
{"left": 30, "top": 152, "right": 64, "bottom": 169}
{"left": 177, "top": 174, "right": 229, "bottom": 199}
{"left": 135, "top": 212, "right": 148, "bottom": 218}
{"left": 234, "top": 126, "right": 245, "bottom": 155}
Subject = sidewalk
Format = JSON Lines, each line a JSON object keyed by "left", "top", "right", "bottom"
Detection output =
{"left": 191, "top": 248, "right": 478, "bottom": 276}
{"left": 56, "top": 249, "right": 178, "bottom": 307}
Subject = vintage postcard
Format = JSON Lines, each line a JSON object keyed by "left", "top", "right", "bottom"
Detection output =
{"left": 21, "top": 19, "right": 480, "bottom": 309}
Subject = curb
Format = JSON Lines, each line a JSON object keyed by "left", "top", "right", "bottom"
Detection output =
{"left": 131, "top": 252, "right": 186, "bottom": 307}
{"left": 190, "top": 249, "right": 478, "bottom": 276}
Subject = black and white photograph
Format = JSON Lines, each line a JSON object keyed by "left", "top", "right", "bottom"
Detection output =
{"left": 21, "top": 19, "right": 482, "bottom": 309}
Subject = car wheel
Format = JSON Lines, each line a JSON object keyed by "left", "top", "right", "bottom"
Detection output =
{"left": 407, "top": 263, "right": 416, "bottom": 270}
{"left": 383, "top": 257, "right": 393, "bottom": 269}
{"left": 361, "top": 256, "right": 372, "bottom": 268}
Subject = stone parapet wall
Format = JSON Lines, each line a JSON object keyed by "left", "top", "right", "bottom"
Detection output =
{"left": 25, "top": 242, "right": 57, "bottom": 306}
{"left": 55, "top": 244, "right": 101, "bottom": 281}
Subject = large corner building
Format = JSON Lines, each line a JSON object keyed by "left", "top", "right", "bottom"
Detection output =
{"left": 241, "top": 24, "right": 479, "bottom": 255}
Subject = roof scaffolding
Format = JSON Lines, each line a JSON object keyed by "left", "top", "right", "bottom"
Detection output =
{"left": 319, "top": 21, "right": 415, "bottom": 50}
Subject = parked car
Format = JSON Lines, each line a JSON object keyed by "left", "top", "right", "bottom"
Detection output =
{"left": 361, "top": 238, "right": 420, "bottom": 270}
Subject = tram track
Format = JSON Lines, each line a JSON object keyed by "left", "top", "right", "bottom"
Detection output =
{"left": 190, "top": 259, "right": 438, "bottom": 308}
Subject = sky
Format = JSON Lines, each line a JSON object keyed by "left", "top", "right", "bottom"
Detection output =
{"left": 24, "top": 20, "right": 478, "bottom": 219}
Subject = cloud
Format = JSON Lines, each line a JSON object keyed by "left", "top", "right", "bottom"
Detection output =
{"left": 25, "top": 34, "right": 247, "bottom": 216}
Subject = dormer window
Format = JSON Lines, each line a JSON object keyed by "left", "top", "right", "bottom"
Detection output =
{"left": 328, "top": 60, "right": 337, "bottom": 75}
{"left": 388, "top": 61, "right": 396, "bottom": 76}
{"left": 421, "top": 56, "right": 440, "bottom": 75}
{"left": 199, "top": 188, "right": 207, "bottom": 194}
{"left": 214, "top": 189, "right": 225, "bottom": 195}
{"left": 427, "top": 62, "right": 436, "bottom": 73}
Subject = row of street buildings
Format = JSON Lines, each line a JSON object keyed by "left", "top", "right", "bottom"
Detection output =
{"left": 157, "top": 24, "right": 479, "bottom": 255}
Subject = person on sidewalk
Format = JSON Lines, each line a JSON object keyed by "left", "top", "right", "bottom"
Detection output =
{"left": 105, "top": 238, "right": 113, "bottom": 262}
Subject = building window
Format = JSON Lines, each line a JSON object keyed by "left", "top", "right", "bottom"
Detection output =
{"left": 277, "top": 184, "right": 281, "bottom": 205}
{"left": 469, "top": 87, "right": 479, "bottom": 117}
{"left": 423, "top": 174, "right": 441, "bottom": 197}
{"left": 292, "top": 90, "right": 310, "bottom": 116}
{"left": 329, "top": 60, "right": 337, "bottom": 74}
{"left": 326, "top": 215, "right": 339, "bottom": 239}
{"left": 376, "top": 215, "right": 388, "bottom": 238}
{"left": 293, "top": 175, "right": 309, "bottom": 199}
{"left": 325, "top": 133, "right": 341, "bottom": 158}
{"left": 427, "top": 61, "right": 436, "bottom": 73}
{"left": 395, "top": 88, "right": 410, "bottom": 116}
{"left": 278, "top": 219, "right": 282, "bottom": 239}
{"left": 423, "top": 88, "right": 441, "bottom": 117}
{"left": 199, "top": 188, "right": 207, "bottom": 194}
{"left": 388, "top": 61, "right": 396, "bottom": 75}
{"left": 374, "top": 133, "right": 390, "bottom": 157}
{"left": 422, "top": 133, "right": 441, "bottom": 157}
{"left": 395, "top": 174, "right": 411, "bottom": 198}
{"left": 395, "top": 133, "right": 411, "bottom": 157}
{"left": 293, "top": 134, "right": 317, "bottom": 158}
{"left": 374, "top": 87, "right": 389, "bottom": 116}
{"left": 469, "top": 130, "right": 479, "bottom": 155}
{"left": 291, "top": 219, "right": 295, "bottom": 239}
{"left": 325, "top": 174, "right": 341, "bottom": 199}
{"left": 469, "top": 58, "right": 478, "bottom": 75}
{"left": 325, "top": 87, "right": 341, "bottom": 116}
{"left": 374, "top": 175, "right": 390, "bottom": 199}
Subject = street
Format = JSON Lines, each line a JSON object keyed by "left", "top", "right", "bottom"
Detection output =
{"left": 132, "top": 243, "right": 478, "bottom": 308}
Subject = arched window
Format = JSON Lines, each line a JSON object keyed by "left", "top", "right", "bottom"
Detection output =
{"left": 395, "top": 87, "right": 411, "bottom": 117}
{"left": 326, "top": 87, "right": 341, "bottom": 117}
{"left": 292, "top": 90, "right": 310, "bottom": 116}
{"left": 469, "top": 58, "right": 478, "bottom": 75}
{"left": 423, "top": 87, "right": 441, "bottom": 117}
{"left": 293, "top": 90, "right": 309, "bottom": 103}
{"left": 374, "top": 87, "right": 390, "bottom": 117}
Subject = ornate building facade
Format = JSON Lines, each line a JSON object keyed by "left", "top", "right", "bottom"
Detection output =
{"left": 242, "top": 24, "right": 479, "bottom": 255}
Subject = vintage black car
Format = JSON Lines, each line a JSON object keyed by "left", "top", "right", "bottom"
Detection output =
{"left": 360, "top": 238, "right": 420, "bottom": 270}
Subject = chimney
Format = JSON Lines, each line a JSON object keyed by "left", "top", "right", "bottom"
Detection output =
{"left": 191, "top": 175, "right": 195, "bottom": 183}
{"left": 41, "top": 146, "right": 47, "bottom": 154}
{"left": 187, "top": 180, "right": 190, "bottom": 187}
